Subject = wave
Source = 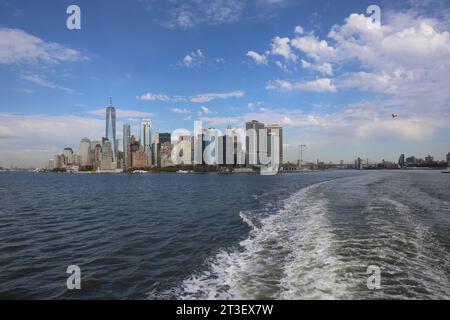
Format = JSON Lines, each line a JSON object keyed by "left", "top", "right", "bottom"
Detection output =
{"left": 158, "top": 180, "right": 355, "bottom": 300}
{"left": 150, "top": 172, "right": 450, "bottom": 300}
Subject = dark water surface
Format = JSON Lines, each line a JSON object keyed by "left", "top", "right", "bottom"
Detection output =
{"left": 0, "top": 170, "right": 449, "bottom": 299}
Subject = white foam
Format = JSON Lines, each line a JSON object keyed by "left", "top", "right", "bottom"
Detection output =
{"left": 172, "top": 180, "right": 354, "bottom": 300}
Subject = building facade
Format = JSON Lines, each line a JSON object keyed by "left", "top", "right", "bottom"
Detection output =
{"left": 105, "top": 99, "right": 117, "bottom": 165}
{"left": 123, "top": 124, "right": 131, "bottom": 171}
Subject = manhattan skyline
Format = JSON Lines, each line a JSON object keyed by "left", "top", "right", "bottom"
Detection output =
{"left": 1, "top": 0, "right": 450, "bottom": 167}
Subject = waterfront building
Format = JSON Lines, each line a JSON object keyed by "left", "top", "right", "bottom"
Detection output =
{"left": 105, "top": 98, "right": 117, "bottom": 165}
{"left": 141, "top": 119, "right": 152, "bottom": 166}
{"left": 123, "top": 124, "right": 131, "bottom": 171}
{"left": 141, "top": 119, "right": 152, "bottom": 151}
{"left": 158, "top": 132, "right": 171, "bottom": 145}
{"left": 131, "top": 147, "right": 148, "bottom": 168}
{"left": 177, "top": 135, "right": 193, "bottom": 165}
{"left": 425, "top": 155, "right": 434, "bottom": 165}
{"left": 265, "top": 124, "right": 283, "bottom": 166}
{"left": 63, "top": 148, "right": 74, "bottom": 165}
{"left": 80, "top": 137, "right": 92, "bottom": 166}
{"left": 224, "top": 128, "right": 245, "bottom": 166}
{"left": 101, "top": 138, "right": 114, "bottom": 170}
{"left": 405, "top": 156, "right": 417, "bottom": 166}
{"left": 245, "top": 120, "right": 265, "bottom": 166}
{"left": 160, "top": 142, "right": 174, "bottom": 167}
{"left": 48, "top": 159, "right": 55, "bottom": 170}
{"left": 398, "top": 154, "right": 405, "bottom": 168}
{"left": 447, "top": 152, "right": 450, "bottom": 167}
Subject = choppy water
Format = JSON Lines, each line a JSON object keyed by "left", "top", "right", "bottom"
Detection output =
{"left": 0, "top": 171, "right": 449, "bottom": 299}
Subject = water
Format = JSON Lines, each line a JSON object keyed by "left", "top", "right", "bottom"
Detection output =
{"left": 0, "top": 170, "right": 449, "bottom": 299}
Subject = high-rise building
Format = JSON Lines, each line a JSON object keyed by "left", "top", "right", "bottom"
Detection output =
{"left": 63, "top": 147, "right": 74, "bottom": 165}
{"left": 123, "top": 124, "right": 131, "bottom": 172}
{"left": 105, "top": 97, "right": 117, "bottom": 165}
{"left": 245, "top": 120, "right": 264, "bottom": 166}
{"left": 158, "top": 133, "right": 171, "bottom": 145}
{"left": 101, "top": 138, "right": 114, "bottom": 170}
{"left": 225, "top": 128, "right": 245, "bottom": 166}
{"left": 48, "top": 159, "right": 55, "bottom": 170}
{"left": 151, "top": 132, "right": 171, "bottom": 167}
{"left": 80, "top": 137, "right": 92, "bottom": 166}
{"left": 446, "top": 152, "right": 450, "bottom": 167}
{"left": 398, "top": 154, "right": 405, "bottom": 168}
{"left": 265, "top": 124, "right": 283, "bottom": 166}
{"left": 141, "top": 119, "right": 152, "bottom": 166}
{"left": 160, "top": 142, "right": 174, "bottom": 167}
{"left": 92, "top": 142, "right": 102, "bottom": 171}
{"left": 141, "top": 119, "right": 152, "bottom": 151}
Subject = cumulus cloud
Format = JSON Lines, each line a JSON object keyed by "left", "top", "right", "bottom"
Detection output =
{"left": 294, "top": 25, "right": 304, "bottom": 34}
{"left": 246, "top": 50, "right": 268, "bottom": 64}
{"left": 180, "top": 49, "right": 204, "bottom": 67}
{"left": 301, "top": 59, "right": 333, "bottom": 75}
{"left": 270, "top": 36, "right": 297, "bottom": 61}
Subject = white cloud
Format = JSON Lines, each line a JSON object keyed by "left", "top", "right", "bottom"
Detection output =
{"left": 266, "top": 78, "right": 336, "bottom": 92}
{"left": 0, "top": 28, "right": 86, "bottom": 65}
{"left": 171, "top": 108, "right": 191, "bottom": 114}
{"left": 294, "top": 25, "right": 304, "bottom": 34}
{"left": 190, "top": 90, "right": 245, "bottom": 103}
{"left": 137, "top": 90, "right": 245, "bottom": 103}
{"left": 246, "top": 50, "right": 268, "bottom": 64}
{"left": 22, "top": 74, "right": 75, "bottom": 94}
{"left": 301, "top": 59, "right": 333, "bottom": 75}
{"left": 166, "top": 0, "right": 245, "bottom": 28}
{"left": 137, "top": 93, "right": 172, "bottom": 101}
{"left": 180, "top": 49, "right": 204, "bottom": 67}
{"left": 270, "top": 36, "right": 297, "bottom": 61}
{"left": 290, "top": 35, "right": 335, "bottom": 60}
{"left": 87, "top": 109, "right": 154, "bottom": 118}
{"left": 200, "top": 106, "right": 210, "bottom": 114}
{"left": 0, "top": 113, "right": 103, "bottom": 167}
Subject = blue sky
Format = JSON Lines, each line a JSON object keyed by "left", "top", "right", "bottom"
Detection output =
{"left": 1, "top": 0, "right": 450, "bottom": 167}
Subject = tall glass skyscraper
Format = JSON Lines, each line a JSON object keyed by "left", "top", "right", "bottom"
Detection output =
{"left": 105, "top": 97, "right": 117, "bottom": 165}
{"left": 123, "top": 124, "right": 131, "bottom": 172}
{"left": 140, "top": 118, "right": 152, "bottom": 152}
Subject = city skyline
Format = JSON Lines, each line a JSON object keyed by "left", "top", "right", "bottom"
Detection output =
{"left": 41, "top": 103, "right": 449, "bottom": 174}
{"left": 1, "top": 0, "right": 450, "bottom": 167}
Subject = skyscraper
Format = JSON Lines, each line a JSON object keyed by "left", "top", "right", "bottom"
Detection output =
{"left": 141, "top": 119, "right": 152, "bottom": 166}
{"left": 398, "top": 154, "right": 405, "bottom": 168}
{"left": 123, "top": 124, "right": 131, "bottom": 172}
{"left": 63, "top": 147, "right": 74, "bottom": 165}
{"left": 101, "top": 138, "right": 114, "bottom": 170}
{"left": 141, "top": 119, "right": 152, "bottom": 151}
{"left": 245, "top": 120, "right": 264, "bottom": 166}
{"left": 80, "top": 137, "right": 91, "bottom": 166}
{"left": 265, "top": 124, "right": 283, "bottom": 166}
{"left": 105, "top": 97, "right": 117, "bottom": 166}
